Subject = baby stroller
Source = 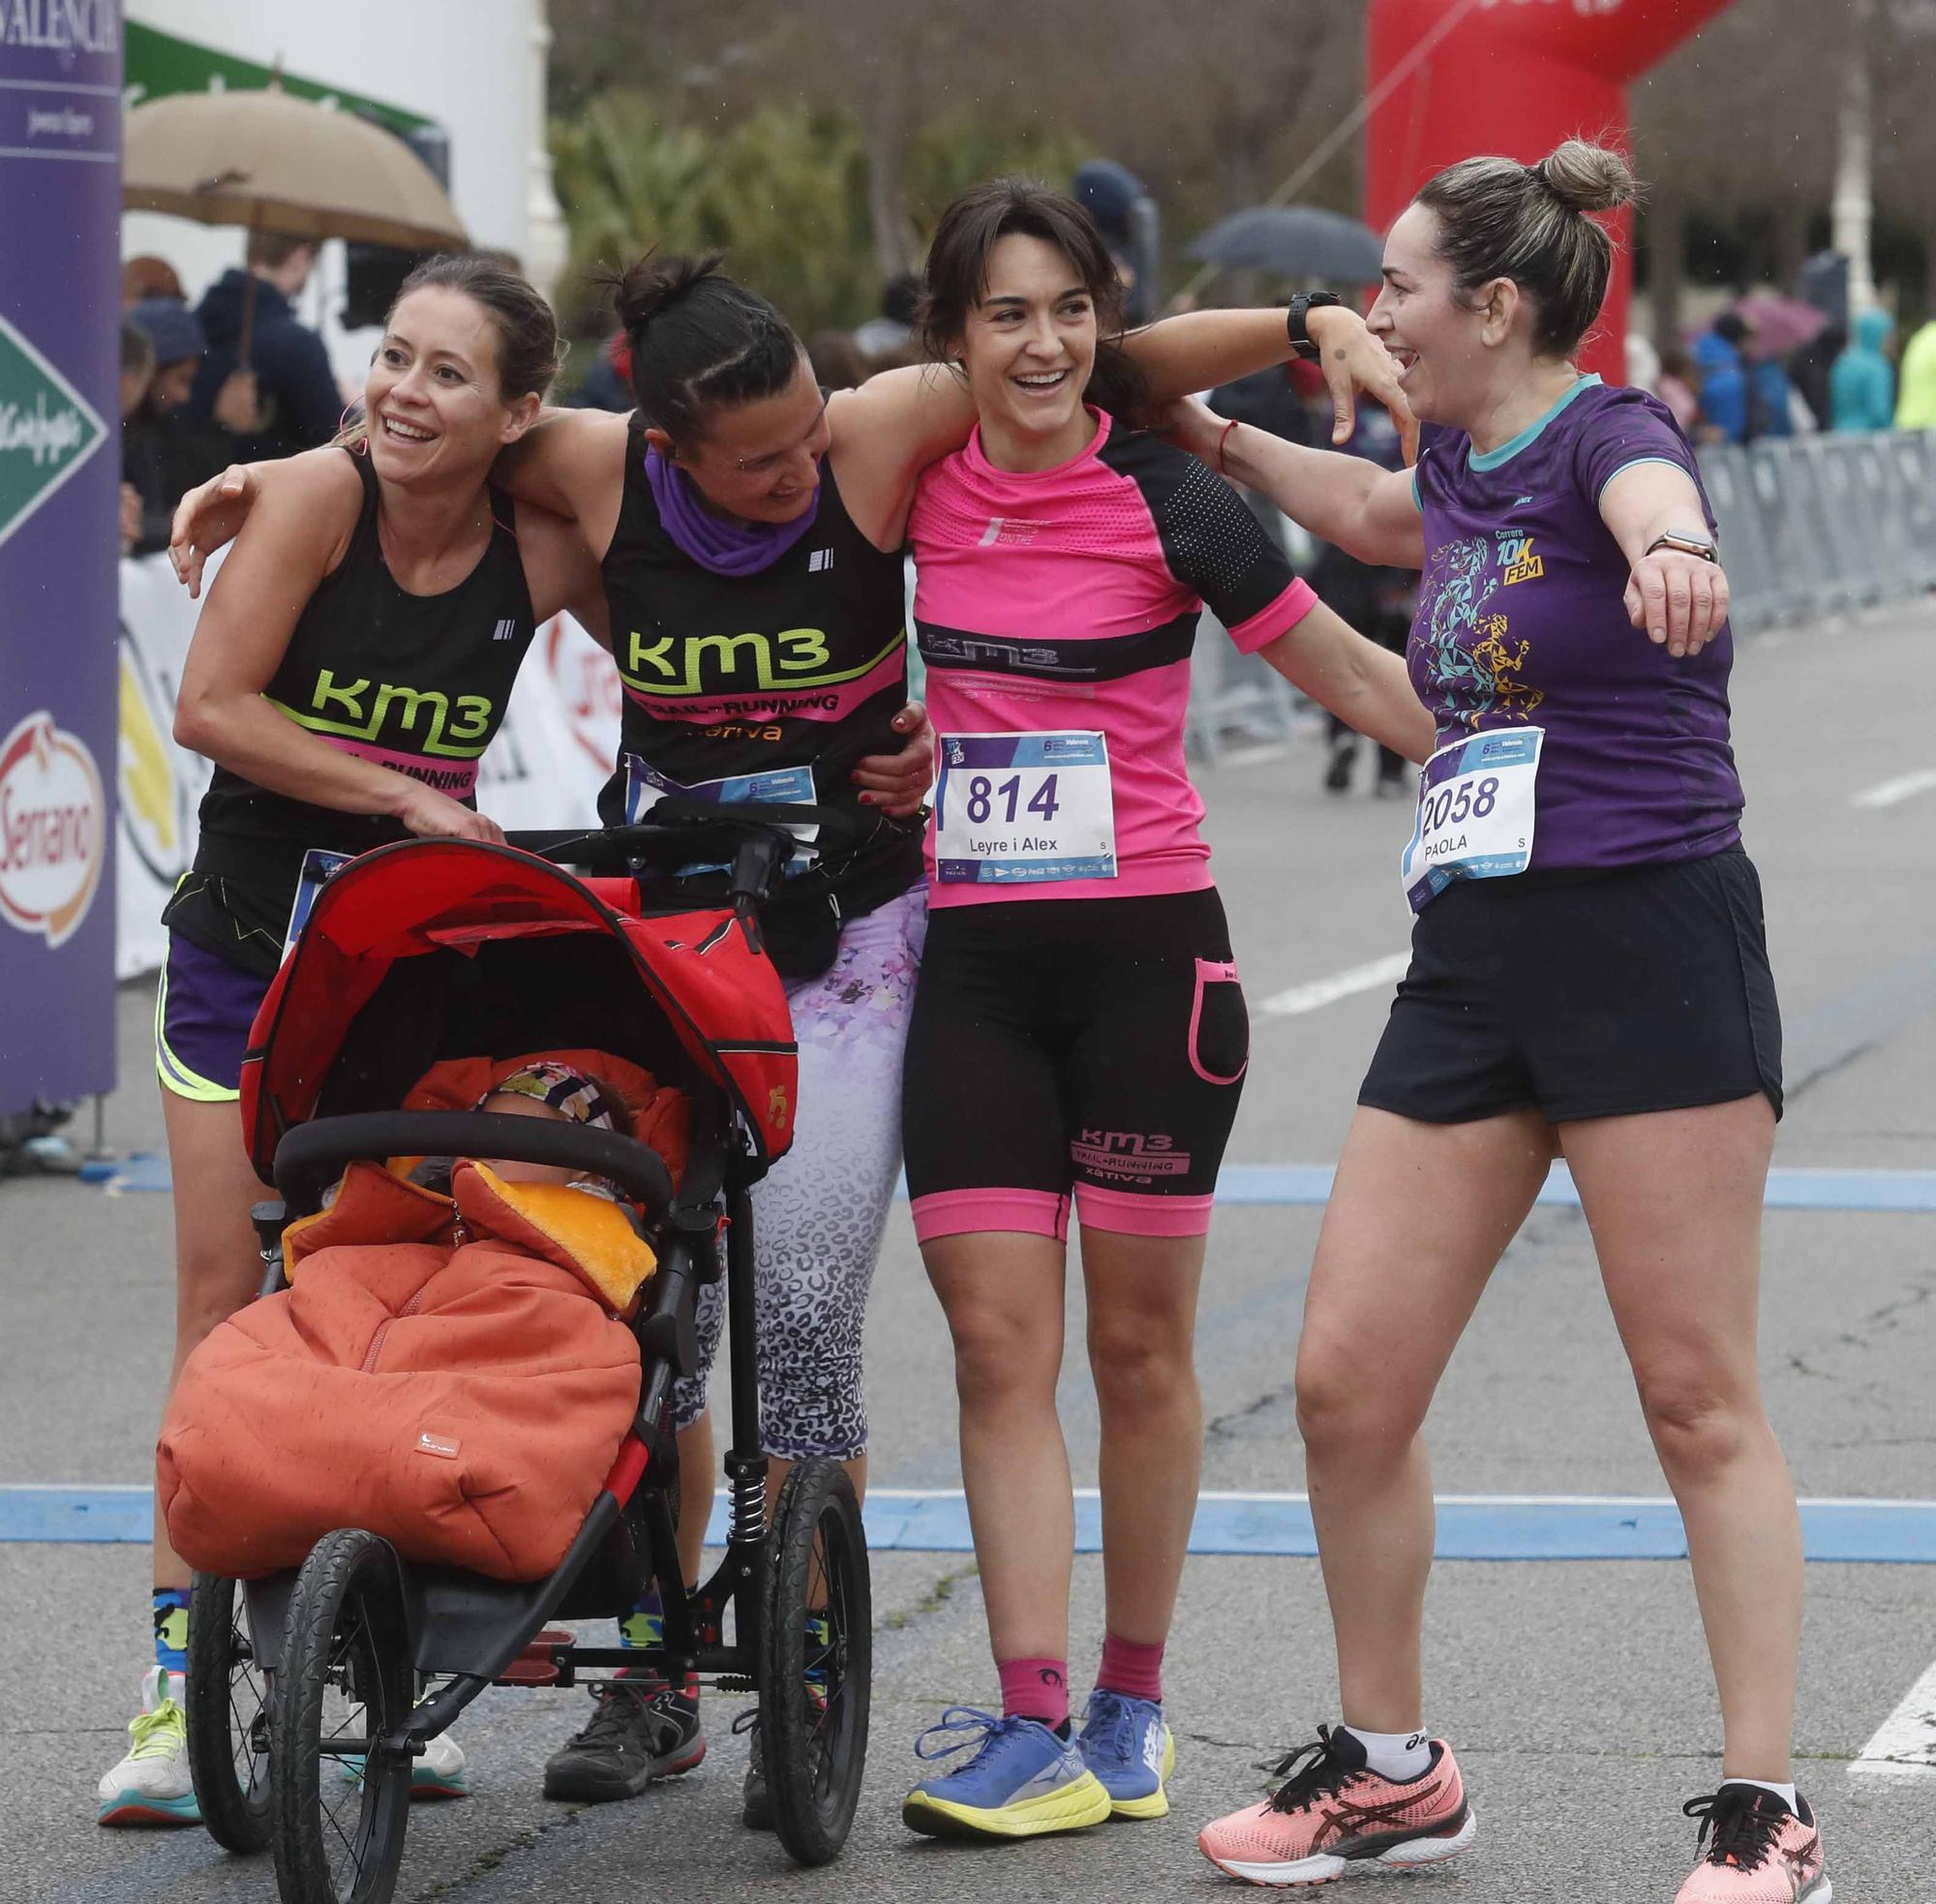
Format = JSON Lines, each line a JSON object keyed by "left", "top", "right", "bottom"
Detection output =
{"left": 176, "top": 804, "right": 870, "bottom": 1902}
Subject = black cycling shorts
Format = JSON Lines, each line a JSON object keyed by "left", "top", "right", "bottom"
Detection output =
{"left": 901, "top": 888, "right": 1249, "bottom": 1243}
{"left": 1358, "top": 845, "right": 1782, "bottom": 1126}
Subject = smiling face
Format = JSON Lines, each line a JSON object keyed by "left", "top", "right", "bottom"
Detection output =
{"left": 649, "top": 357, "right": 830, "bottom": 526}
{"left": 1369, "top": 202, "right": 1514, "bottom": 430}
{"left": 953, "top": 232, "right": 1100, "bottom": 469}
{"left": 365, "top": 286, "right": 538, "bottom": 487}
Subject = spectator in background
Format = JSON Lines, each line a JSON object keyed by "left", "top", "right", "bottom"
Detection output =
{"left": 1894, "top": 316, "right": 1936, "bottom": 430}
{"left": 1830, "top": 309, "right": 1896, "bottom": 433}
{"left": 120, "top": 324, "right": 154, "bottom": 556}
{"left": 1786, "top": 319, "right": 1843, "bottom": 432}
{"left": 853, "top": 272, "right": 921, "bottom": 359}
{"left": 1656, "top": 344, "right": 1702, "bottom": 436}
{"left": 568, "top": 332, "right": 634, "bottom": 412}
{"left": 124, "top": 300, "right": 262, "bottom": 557}
{"left": 122, "top": 255, "right": 185, "bottom": 311}
{"left": 1691, "top": 317, "right": 1749, "bottom": 443}
{"left": 191, "top": 232, "right": 340, "bottom": 459}
{"left": 807, "top": 326, "right": 871, "bottom": 391}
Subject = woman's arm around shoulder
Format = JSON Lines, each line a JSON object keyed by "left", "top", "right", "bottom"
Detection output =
{"left": 514, "top": 499, "right": 613, "bottom": 651}
{"left": 493, "top": 406, "right": 629, "bottom": 559}
{"left": 1597, "top": 460, "right": 1730, "bottom": 660}
{"left": 1163, "top": 395, "right": 1425, "bottom": 569}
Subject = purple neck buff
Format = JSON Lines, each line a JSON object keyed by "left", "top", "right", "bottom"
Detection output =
{"left": 644, "top": 444, "right": 820, "bottom": 577}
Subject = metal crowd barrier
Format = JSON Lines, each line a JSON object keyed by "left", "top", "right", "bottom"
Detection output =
{"left": 1186, "top": 428, "right": 1936, "bottom": 760}
{"left": 1698, "top": 429, "right": 1936, "bottom": 634}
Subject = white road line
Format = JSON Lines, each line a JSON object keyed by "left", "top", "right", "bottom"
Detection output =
{"left": 1852, "top": 1655, "right": 1936, "bottom": 1781}
{"left": 1259, "top": 952, "right": 1409, "bottom": 1018}
{"left": 1852, "top": 769, "right": 1936, "bottom": 809}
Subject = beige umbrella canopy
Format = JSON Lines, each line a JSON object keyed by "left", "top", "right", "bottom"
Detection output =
{"left": 123, "top": 85, "right": 468, "bottom": 253}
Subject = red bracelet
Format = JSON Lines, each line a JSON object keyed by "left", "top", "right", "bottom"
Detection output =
{"left": 1216, "top": 418, "right": 1239, "bottom": 473}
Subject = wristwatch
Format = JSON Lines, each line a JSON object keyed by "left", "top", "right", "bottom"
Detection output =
{"left": 1286, "top": 292, "right": 1342, "bottom": 362}
{"left": 1643, "top": 530, "right": 1720, "bottom": 563}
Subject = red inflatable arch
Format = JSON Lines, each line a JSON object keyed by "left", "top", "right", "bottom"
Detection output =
{"left": 1366, "top": 0, "right": 1736, "bottom": 380}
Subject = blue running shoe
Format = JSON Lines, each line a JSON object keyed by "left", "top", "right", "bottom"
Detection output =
{"left": 902, "top": 1708, "right": 1111, "bottom": 1840}
{"left": 1077, "top": 1688, "right": 1175, "bottom": 1820}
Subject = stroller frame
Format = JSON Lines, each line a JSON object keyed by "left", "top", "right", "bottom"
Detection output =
{"left": 182, "top": 814, "right": 872, "bottom": 1898}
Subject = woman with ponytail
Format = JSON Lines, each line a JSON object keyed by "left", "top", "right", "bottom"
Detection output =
{"left": 1185, "top": 143, "right": 1824, "bottom": 1904}
{"left": 171, "top": 248, "right": 1410, "bottom": 1823}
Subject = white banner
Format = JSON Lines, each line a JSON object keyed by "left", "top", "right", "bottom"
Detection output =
{"left": 115, "top": 551, "right": 620, "bottom": 981}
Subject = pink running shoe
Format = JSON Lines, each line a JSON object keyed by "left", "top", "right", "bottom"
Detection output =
{"left": 1198, "top": 1724, "right": 1475, "bottom": 1887}
{"left": 1676, "top": 1785, "right": 1831, "bottom": 1903}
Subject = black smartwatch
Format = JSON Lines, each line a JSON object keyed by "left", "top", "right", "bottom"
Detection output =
{"left": 1286, "top": 291, "right": 1343, "bottom": 361}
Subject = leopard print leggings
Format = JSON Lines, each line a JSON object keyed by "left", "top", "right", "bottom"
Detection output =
{"left": 673, "top": 886, "right": 926, "bottom": 1460}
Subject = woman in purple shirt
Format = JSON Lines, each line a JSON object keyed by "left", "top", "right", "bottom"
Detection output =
{"left": 1182, "top": 143, "right": 1825, "bottom": 1904}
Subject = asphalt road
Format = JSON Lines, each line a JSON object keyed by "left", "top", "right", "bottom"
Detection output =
{"left": 3, "top": 597, "right": 1934, "bottom": 1903}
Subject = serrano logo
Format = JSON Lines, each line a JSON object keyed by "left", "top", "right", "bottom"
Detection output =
{"left": 0, "top": 710, "right": 106, "bottom": 949}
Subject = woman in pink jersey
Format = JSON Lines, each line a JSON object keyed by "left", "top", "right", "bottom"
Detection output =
{"left": 895, "top": 178, "right": 1436, "bottom": 1843}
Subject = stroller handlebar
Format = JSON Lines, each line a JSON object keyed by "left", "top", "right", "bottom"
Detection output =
{"left": 273, "top": 1111, "right": 675, "bottom": 1222}
{"left": 502, "top": 798, "right": 871, "bottom": 893}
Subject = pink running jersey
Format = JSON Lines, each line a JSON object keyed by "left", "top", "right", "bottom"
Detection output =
{"left": 911, "top": 408, "right": 1316, "bottom": 907}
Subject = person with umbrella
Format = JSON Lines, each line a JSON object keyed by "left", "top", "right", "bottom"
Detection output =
{"left": 188, "top": 232, "right": 341, "bottom": 459}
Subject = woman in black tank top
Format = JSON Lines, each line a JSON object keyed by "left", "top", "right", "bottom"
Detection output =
{"left": 102, "top": 258, "right": 608, "bottom": 1824}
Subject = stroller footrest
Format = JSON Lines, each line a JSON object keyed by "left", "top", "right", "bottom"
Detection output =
{"left": 495, "top": 1627, "right": 577, "bottom": 1687}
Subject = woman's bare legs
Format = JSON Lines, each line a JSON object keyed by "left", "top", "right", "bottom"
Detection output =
{"left": 1562, "top": 1095, "right": 1799, "bottom": 1781}
{"left": 1080, "top": 1228, "right": 1208, "bottom": 1648}
{"left": 923, "top": 1231, "right": 1074, "bottom": 1666}
{"left": 1293, "top": 1106, "right": 1553, "bottom": 1731}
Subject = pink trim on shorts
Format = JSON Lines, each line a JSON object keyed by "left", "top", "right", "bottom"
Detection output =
{"left": 911, "top": 1187, "right": 1070, "bottom": 1244}
{"left": 1074, "top": 1184, "right": 1216, "bottom": 1238}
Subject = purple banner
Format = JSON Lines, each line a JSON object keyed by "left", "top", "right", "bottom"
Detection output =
{"left": 0, "top": 8, "right": 123, "bottom": 1110}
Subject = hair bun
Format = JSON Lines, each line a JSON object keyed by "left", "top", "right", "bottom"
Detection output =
{"left": 611, "top": 249, "right": 728, "bottom": 335}
{"left": 1535, "top": 140, "right": 1638, "bottom": 215}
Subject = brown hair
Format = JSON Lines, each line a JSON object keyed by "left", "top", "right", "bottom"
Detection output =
{"left": 914, "top": 175, "right": 1150, "bottom": 426}
{"left": 121, "top": 255, "right": 184, "bottom": 307}
{"left": 335, "top": 253, "right": 562, "bottom": 448}
{"left": 608, "top": 250, "right": 802, "bottom": 442}
{"left": 1413, "top": 139, "right": 1638, "bottom": 358}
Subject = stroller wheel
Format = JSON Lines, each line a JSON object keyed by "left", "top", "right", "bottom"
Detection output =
{"left": 184, "top": 1571, "right": 272, "bottom": 1854}
{"left": 759, "top": 1458, "right": 871, "bottom": 1867}
{"left": 271, "top": 1530, "right": 412, "bottom": 1904}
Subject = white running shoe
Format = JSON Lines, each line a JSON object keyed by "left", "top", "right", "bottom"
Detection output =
{"left": 339, "top": 1705, "right": 470, "bottom": 1800}
{"left": 97, "top": 1667, "right": 199, "bottom": 1828}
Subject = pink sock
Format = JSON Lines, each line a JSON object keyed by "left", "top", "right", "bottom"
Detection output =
{"left": 1097, "top": 1632, "right": 1165, "bottom": 1703}
{"left": 997, "top": 1656, "right": 1070, "bottom": 1729}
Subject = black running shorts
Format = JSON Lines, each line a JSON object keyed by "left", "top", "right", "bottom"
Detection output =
{"left": 901, "top": 889, "right": 1250, "bottom": 1242}
{"left": 1358, "top": 845, "right": 1782, "bottom": 1126}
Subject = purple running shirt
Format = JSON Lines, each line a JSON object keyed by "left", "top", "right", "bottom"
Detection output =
{"left": 1408, "top": 375, "right": 1743, "bottom": 877}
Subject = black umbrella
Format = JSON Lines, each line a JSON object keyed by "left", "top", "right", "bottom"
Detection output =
{"left": 1188, "top": 205, "right": 1384, "bottom": 285}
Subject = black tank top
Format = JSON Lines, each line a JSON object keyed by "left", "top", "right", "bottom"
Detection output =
{"left": 599, "top": 414, "right": 923, "bottom": 933}
{"left": 166, "top": 449, "right": 537, "bottom": 977}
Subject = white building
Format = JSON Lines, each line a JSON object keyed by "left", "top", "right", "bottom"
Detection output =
{"left": 122, "top": 0, "right": 566, "bottom": 388}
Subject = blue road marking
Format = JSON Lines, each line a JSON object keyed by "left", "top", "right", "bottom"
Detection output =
{"left": 100, "top": 1155, "right": 1936, "bottom": 1209}
{"left": 10, "top": 1486, "right": 1932, "bottom": 1562}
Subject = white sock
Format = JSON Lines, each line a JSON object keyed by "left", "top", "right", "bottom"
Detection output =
{"left": 1724, "top": 1776, "right": 1798, "bottom": 1813}
{"left": 1342, "top": 1724, "right": 1432, "bottom": 1782}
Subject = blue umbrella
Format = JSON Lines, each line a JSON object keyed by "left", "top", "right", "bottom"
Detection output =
{"left": 1188, "top": 205, "right": 1384, "bottom": 286}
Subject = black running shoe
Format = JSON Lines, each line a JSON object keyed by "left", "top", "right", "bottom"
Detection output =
{"left": 542, "top": 1682, "right": 706, "bottom": 1803}
{"left": 1324, "top": 744, "right": 1354, "bottom": 794}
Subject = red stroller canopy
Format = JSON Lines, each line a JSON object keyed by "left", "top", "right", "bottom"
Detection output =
{"left": 238, "top": 840, "right": 799, "bottom": 1183}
